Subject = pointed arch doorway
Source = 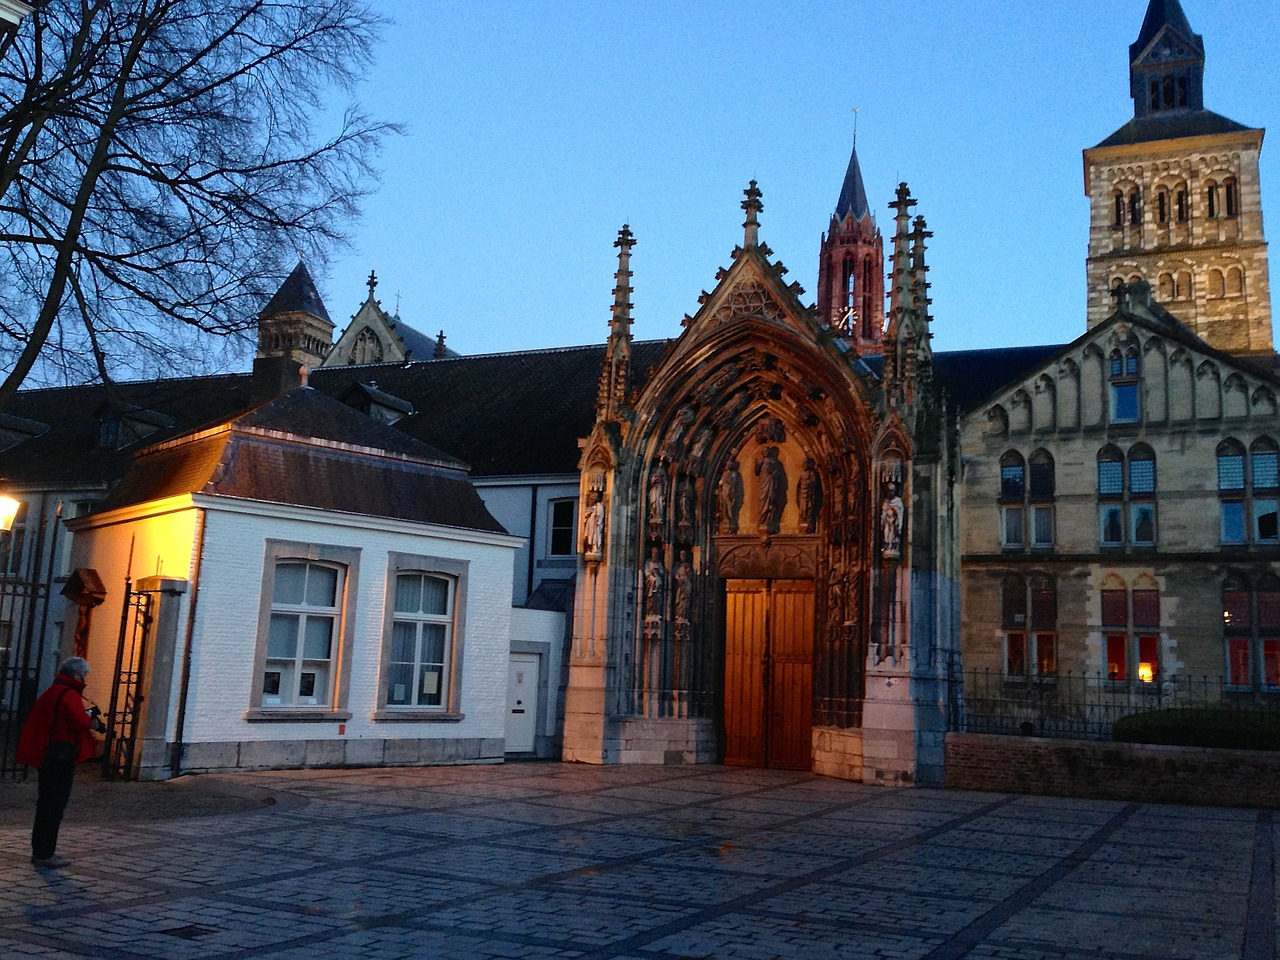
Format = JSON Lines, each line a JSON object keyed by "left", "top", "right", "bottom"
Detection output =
{"left": 723, "top": 578, "right": 814, "bottom": 770}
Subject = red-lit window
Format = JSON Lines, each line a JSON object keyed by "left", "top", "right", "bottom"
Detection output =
{"left": 1101, "top": 585, "right": 1161, "bottom": 683}
{"left": 1225, "top": 575, "right": 1280, "bottom": 691}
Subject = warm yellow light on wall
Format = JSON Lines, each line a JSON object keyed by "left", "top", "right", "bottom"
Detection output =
{"left": 1137, "top": 662, "right": 1155, "bottom": 683}
{"left": 0, "top": 496, "right": 20, "bottom": 532}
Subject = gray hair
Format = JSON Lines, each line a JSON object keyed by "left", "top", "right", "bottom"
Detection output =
{"left": 58, "top": 657, "right": 90, "bottom": 678}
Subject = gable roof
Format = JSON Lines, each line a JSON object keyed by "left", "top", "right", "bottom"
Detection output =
{"left": 1132, "top": 0, "right": 1202, "bottom": 63}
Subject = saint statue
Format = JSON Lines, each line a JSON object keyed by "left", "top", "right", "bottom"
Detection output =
{"left": 677, "top": 476, "right": 697, "bottom": 531}
{"left": 881, "top": 482, "right": 905, "bottom": 558}
{"left": 798, "top": 458, "right": 822, "bottom": 534}
{"left": 582, "top": 488, "right": 605, "bottom": 557}
{"left": 717, "top": 459, "right": 744, "bottom": 534}
{"left": 643, "top": 547, "right": 666, "bottom": 618}
{"left": 647, "top": 469, "right": 667, "bottom": 523}
{"left": 755, "top": 446, "right": 788, "bottom": 535}
{"left": 673, "top": 550, "right": 695, "bottom": 623}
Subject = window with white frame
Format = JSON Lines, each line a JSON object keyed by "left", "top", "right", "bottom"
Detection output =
{"left": 999, "top": 451, "right": 1025, "bottom": 549}
{"left": 388, "top": 573, "right": 454, "bottom": 708}
{"left": 1218, "top": 437, "right": 1279, "bottom": 545}
{"left": 1224, "top": 573, "right": 1280, "bottom": 692}
{"left": 1102, "top": 584, "right": 1161, "bottom": 683}
{"left": 250, "top": 541, "right": 358, "bottom": 718}
{"left": 375, "top": 552, "right": 467, "bottom": 719}
{"left": 1002, "top": 573, "right": 1057, "bottom": 680}
{"left": 548, "top": 499, "right": 576, "bottom": 557}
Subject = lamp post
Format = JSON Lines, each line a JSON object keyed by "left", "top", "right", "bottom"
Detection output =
{"left": 0, "top": 496, "right": 19, "bottom": 533}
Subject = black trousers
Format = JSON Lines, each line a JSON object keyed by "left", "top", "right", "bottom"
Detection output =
{"left": 32, "top": 759, "right": 76, "bottom": 860}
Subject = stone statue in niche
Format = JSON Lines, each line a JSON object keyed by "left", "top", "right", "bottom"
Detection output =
{"left": 647, "top": 468, "right": 668, "bottom": 533}
{"left": 676, "top": 476, "right": 697, "bottom": 541}
{"left": 881, "top": 482, "right": 905, "bottom": 559}
{"left": 582, "top": 487, "right": 606, "bottom": 558}
{"left": 826, "top": 573, "right": 845, "bottom": 628}
{"left": 797, "top": 458, "right": 822, "bottom": 534}
{"left": 717, "top": 459, "right": 744, "bottom": 534}
{"left": 755, "top": 446, "right": 788, "bottom": 535}
{"left": 643, "top": 547, "right": 666, "bottom": 619}
{"left": 673, "top": 550, "right": 695, "bottom": 623}
{"left": 686, "top": 427, "right": 714, "bottom": 472}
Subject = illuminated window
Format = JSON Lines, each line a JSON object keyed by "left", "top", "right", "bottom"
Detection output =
{"left": 376, "top": 552, "right": 467, "bottom": 718}
{"left": 1102, "top": 584, "right": 1161, "bottom": 683}
{"left": 1224, "top": 574, "right": 1280, "bottom": 692}
{"left": 1002, "top": 574, "right": 1057, "bottom": 680}
{"left": 1108, "top": 347, "right": 1140, "bottom": 424}
{"left": 250, "top": 541, "right": 358, "bottom": 717}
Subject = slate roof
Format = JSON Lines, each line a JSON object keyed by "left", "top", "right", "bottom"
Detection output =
{"left": 833, "top": 141, "right": 871, "bottom": 222}
{"left": 260, "top": 261, "right": 331, "bottom": 324}
{"left": 104, "top": 388, "right": 506, "bottom": 534}
{"left": 1093, "top": 109, "right": 1256, "bottom": 149}
{"left": 1132, "top": 0, "right": 1202, "bottom": 61}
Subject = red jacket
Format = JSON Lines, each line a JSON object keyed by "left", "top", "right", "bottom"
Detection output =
{"left": 16, "top": 672, "right": 96, "bottom": 766}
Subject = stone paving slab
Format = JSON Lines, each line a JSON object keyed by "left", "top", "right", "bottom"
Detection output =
{"left": 0, "top": 762, "right": 1271, "bottom": 959}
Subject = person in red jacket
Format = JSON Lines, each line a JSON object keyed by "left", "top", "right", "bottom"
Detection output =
{"left": 16, "top": 658, "right": 103, "bottom": 868}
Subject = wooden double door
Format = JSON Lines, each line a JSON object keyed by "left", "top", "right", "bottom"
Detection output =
{"left": 723, "top": 579, "right": 814, "bottom": 770}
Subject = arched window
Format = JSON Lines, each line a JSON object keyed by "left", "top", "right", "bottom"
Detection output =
{"left": 1225, "top": 177, "right": 1239, "bottom": 218}
{"left": 1157, "top": 273, "right": 1174, "bottom": 301}
{"left": 1096, "top": 445, "right": 1156, "bottom": 547}
{"left": 1113, "top": 191, "right": 1125, "bottom": 228}
{"left": 1176, "top": 188, "right": 1189, "bottom": 222}
{"left": 1157, "top": 190, "right": 1170, "bottom": 225}
{"left": 1208, "top": 269, "right": 1226, "bottom": 299}
{"left": 1225, "top": 573, "right": 1280, "bottom": 691}
{"left": 1252, "top": 438, "right": 1279, "bottom": 544}
{"left": 1108, "top": 346, "right": 1140, "bottom": 423}
{"left": 999, "top": 451, "right": 1026, "bottom": 548}
{"left": 841, "top": 257, "right": 854, "bottom": 309}
{"left": 1028, "top": 450, "right": 1055, "bottom": 548}
{"left": 1002, "top": 574, "right": 1057, "bottom": 679}
{"left": 1218, "top": 438, "right": 1248, "bottom": 544}
{"left": 1097, "top": 446, "right": 1125, "bottom": 547}
{"left": 1207, "top": 181, "right": 1221, "bottom": 219}
{"left": 1227, "top": 266, "right": 1244, "bottom": 297}
{"left": 1176, "top": 270, "right": 1192, "bottom": 299}
{"left": 1128, "top": 445, "right": 1157, "bottom": 546}
{"left": 1128, "top": 188, "right": 1142, "bottom": 227}
{"left": 861, "top": 258, "right": 874, "bottom": 339}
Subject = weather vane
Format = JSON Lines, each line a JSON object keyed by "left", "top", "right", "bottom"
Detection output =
{"left": 852, "top": 106, "right": 860, "bottom": 142}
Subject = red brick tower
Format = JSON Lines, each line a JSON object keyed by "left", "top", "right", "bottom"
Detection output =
{"left": 817, "top": 139, "right": 885, "bottom": 354}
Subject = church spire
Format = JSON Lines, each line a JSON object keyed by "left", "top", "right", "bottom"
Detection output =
{"left": 833, "top": 137, "right": 871, "bottom": 223}
{"left": 1129, "top": 0, "right": 1205, "bottom": 118}
{"left": 596, "top": 225, "right": 636, "bottom": 423}
{"left": 818, "top": 134, "right": 885, "bottom": 352}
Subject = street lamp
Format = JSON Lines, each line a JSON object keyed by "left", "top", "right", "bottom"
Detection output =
{"left": 0, "top": 496, "right": 20, "bottom": 533}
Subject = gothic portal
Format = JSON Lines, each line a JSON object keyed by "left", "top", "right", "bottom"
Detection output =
{"left": 564, "top": 180, "right": 958, "bottom": 786}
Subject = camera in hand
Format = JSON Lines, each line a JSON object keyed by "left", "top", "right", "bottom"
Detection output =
{"left": 86, "top": 705, "right": 106, "bottom": 734}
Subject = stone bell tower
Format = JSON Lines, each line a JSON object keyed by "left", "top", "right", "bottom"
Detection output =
{"left": 1083, "top": 0, "right": 1272, "bottom": 359}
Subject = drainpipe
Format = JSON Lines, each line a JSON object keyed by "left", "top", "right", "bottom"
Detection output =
{"left": 526, "top": 484, "right": 540, "bottom": 603}
{"left": 169, "top": 507, "right": 207, "bottom": 778}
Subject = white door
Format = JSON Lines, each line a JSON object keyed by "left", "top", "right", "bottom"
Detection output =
{"left": 505, "top": 653, "right": 539, "bottom": 753}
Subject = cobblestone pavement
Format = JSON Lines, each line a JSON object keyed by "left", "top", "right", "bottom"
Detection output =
{"left": 0, "top": 762, "right": 1273, "bottom": 959}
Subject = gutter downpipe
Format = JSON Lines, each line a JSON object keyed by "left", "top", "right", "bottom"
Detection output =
{"left": 169, "top": 507, "right": 206, "bottom": 778}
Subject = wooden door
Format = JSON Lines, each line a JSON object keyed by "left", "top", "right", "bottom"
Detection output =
{"left": 723, "top": 579, "right": 814, "bottom": 770}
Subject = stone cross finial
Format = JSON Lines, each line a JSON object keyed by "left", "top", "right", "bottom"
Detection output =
{"left": 367, "top": 270, "right": 378, "bottom": 298}
{"left": 434, "top": 330, "right": 446, "bottom": 358}
{"left": 742, "top": 181, "right": 763, "bottom": 248}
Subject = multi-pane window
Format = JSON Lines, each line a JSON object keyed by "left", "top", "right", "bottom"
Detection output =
{"left": 387, "top": 573, "right": 455, "bottom": 709}
{"left": 1102, "top": 585, "right": 1161, "bottom": 683}
{"left": 1224, "top": 575, "right": 1280, "bottom": 691}
{"left": 1003, "top": 574, "right": 1057, "bottom": 680}
{"left": 999, "top": 450, "right": 1054, "bottom": 549}
{"left": 1098, "top": 445, "right": 1157, "bottom": 547}
{"left": 1218, "top": 437, "right": 1279, "bottom": 545}
{"left": 1108, "top": 347, "right": 1140, "bottom": 423}
{"left": 548, "top": 499, "right": 576, "bottom": 557}
{"left": 264, "top": 561, "right": 342, "bottom": 707}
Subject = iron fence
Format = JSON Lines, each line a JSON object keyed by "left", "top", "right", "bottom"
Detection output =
{"left": 957, "top": 668, "right": 1280, "bottom": 742}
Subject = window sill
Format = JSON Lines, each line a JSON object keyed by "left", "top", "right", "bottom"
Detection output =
{"left": 244, "top": 709, "right": 353, "bottom": 722}
{"left": 371, "top": 710, "right": 465, "bottom": 722}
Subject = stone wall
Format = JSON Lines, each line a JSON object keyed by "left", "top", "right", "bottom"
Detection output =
{"left": 946, "top": 732, "right": 1280, "bottom": 808}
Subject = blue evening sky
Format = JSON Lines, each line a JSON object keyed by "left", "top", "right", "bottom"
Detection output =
{"left": 317, "top": 0, "right": 1280, "bottom": 358}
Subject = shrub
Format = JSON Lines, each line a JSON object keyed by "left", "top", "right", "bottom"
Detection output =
{"left": 1113, "top": 707, "right": 1280, "bottom": 751}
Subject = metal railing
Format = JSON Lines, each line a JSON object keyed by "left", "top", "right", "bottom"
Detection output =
{"left": 956, "top": 668, "right": 1280, "bottom": 742}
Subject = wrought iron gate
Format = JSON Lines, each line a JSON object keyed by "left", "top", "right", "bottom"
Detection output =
{"left": 0, "top": 509, "right": 56, "bottom": 780}
{"left": 102, "top": 574, "right": 153, "bottom": 781}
